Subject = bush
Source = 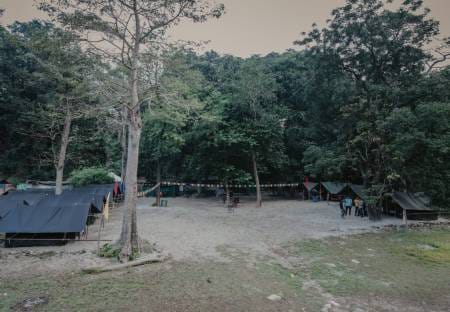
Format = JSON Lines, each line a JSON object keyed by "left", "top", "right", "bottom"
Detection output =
{"left": 98, "top": 243, "right": 121, "bottom": 258}
{"left": 69, "top": 167, "right": 114, "bottom": 187}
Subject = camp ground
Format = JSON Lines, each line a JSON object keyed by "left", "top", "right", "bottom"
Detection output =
{"left": 0, "top": 185, "right": 112, "bottom": 247}
{"left": 1, "top": 0, "right": 450, "bottom": 311}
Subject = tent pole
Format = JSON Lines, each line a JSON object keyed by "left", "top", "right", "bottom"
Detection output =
{"left": 97, "top": 215, "right": 104, "bottom": 255}
{"left": 403, "top": 208, "right": 407, "bottom": 226}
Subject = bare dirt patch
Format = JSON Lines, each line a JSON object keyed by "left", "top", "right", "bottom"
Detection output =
{"left": 136, "top": 196, "right": 403, "bottom": 261}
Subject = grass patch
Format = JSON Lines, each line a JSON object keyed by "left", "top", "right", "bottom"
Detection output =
{"left": 388, "top": 229, "right": 450, "bottom": 264}
{"left": 0, "top": 261, "right": 324, "bottom": 311}
{"left": 256, "top": 262, "right": 304, "bottom": 290}
{"left": 286, "top": 226, "right": 450, "bottom": 308}
{"left": 1, "top": 227, "right": 449, "bottom": 311}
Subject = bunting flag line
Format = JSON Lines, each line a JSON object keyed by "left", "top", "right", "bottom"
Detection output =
{"left": 157, "top": 181, "right": 302, "bottom": 188}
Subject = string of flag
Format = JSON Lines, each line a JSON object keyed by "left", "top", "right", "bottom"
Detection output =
{"left": 159, "top": 181, "right": 302, "bottom": 188}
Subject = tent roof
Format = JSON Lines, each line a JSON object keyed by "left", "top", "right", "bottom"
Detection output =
{"left": 321, "top": 182, "right": 347, "bottom": 194}
{"left": 0, "top": 185, "right": 112, "bottom": 233}
{"left": 0, "top": 193, "right": 90, "bottom": 233}
{"left": 392, "top": 192, "right": 437, "bottom": 211}
{"left": 303, "top": 182, "right": 318, "bottom": 191}
{"left": 0, "top": 190, "right": 51, "bottom": 219}
{"left": 71, "top": 184, "right": 113, "bottom": 213}
{"left": 349, "top": 184, "right": 366, "bottom": 199}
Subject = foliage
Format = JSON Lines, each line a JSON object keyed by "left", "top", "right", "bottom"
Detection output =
{"left": 1, "top": 0, "right": 449, "bottom": 209}
{"left": 69, "top": 167, "right": 114, "bottom": 187}
{"left": 302, "top": 145, "right": 344, "bottom": 180}
{"left": 98, "top": 243, "right": 121, "bottom": 259}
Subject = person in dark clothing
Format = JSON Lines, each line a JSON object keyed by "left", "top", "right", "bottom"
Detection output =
{"left": 360, "top": 199, "right": 366, "bottom": 217}
{"left": 339, "top": 199, "right": 345, "bottom": 218}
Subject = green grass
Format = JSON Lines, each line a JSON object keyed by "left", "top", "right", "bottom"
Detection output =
{"left": 1, "top": 227, "right": 449, "bottom": 311}
{"left": 286, "top": 226, "right": 450, "bottom": 308}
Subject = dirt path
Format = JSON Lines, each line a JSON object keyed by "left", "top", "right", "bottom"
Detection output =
{"left": 0, "top": 197, "right": 403, "bottom": 278}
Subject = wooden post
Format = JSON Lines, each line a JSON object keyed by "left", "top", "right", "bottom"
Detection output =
{"left": 403, "top": 208, "right": 407, "bottom": 226}
{"left": 97, "top": 215, "right": 104, "bottom": 255}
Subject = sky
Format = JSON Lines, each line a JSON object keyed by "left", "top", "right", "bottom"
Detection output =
{"left": 1, "top": 0, "right": 449, "bottom": 57}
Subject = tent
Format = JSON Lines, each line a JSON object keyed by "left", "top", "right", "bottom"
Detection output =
{"left": 0, "top": 185, "right": 112, "bottom": 247}
{"left": 302, "top": 182, "right": 319, "bottom": 200}
{"left": 73, "top": 184, "right": 113, "bottom": 213}
{"left": 321, "top": 182, "right": 348, "bottom": 201}
{"left": 390, "top": 192, "right": 439, "bottom": 220}
{"left": 0, "top": 189, "right": 51, "bottom": 219}
{"left": 349, "top": 184, "right": 366, "bottom": 200}
{"left": 0, "top": 192, "right": 91, "bottom": 247}
{"left": 303, "top": 182, "right": 318, "bottom": 192}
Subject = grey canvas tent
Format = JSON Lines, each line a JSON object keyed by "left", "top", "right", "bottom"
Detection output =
{"left": 0, "top": 185, "right": 112, "bottom": 247}
{"left": 349, "top": 184, "right": 366, "bottom": 200}
{"left": 303, "top": 182, "right": 318, "bottom": 192}
{"left": 321, "top": 182, "right": 348, "bottom": 200}
{"left": 303, "top": 182, "right": 319, "bottom": 200}
{"left": 391, "top": 192, "right": 439, "bottom": 220}
{"left": 74, "top": 184, "right": 113, "bottom": 213}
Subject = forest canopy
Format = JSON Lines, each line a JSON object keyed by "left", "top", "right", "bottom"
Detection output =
{"left": 0, "top": 0, "right": 449, "bottom": 208}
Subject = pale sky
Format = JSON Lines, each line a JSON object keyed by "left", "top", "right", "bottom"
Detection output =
{"left": 1, "top": 0, "right": 449, "bottom": 57}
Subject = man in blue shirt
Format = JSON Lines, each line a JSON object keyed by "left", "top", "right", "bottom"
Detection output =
{"left": 344, "top": 196, "right": 353, "bottom": 216}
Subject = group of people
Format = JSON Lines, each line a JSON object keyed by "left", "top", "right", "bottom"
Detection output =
{"left": 339, "top": 196, "right": 366, "bottom": 218}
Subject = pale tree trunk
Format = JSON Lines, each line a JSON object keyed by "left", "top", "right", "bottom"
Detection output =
{"left": 155, "top": 160, "right": 161, "bottom": 207}
{"left": 120, "top": 107, "right": 128, "bottom": 182}
{"left": 120, "top": 17, "right": 142, "bottom": 260}
{"left": 120, "top": 118, "right": 141, "bottom": 259}
{"left": 55, "top": 112, "right": 72, "bottom": 195}
{"left": 252, "top": 151, "right": 262, "bottom": 207}
{"left": 225, "top": 182, "right": 230, "bottom": 208}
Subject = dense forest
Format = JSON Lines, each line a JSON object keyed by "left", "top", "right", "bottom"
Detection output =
{"left": 1, "top": 0, "right": 449, "bottom": 210}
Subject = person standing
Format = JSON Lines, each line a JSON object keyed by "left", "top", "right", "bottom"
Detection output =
{"left": 344, "top": 196, "right": 353, "bottom": 216}
{"left": 360, "top": 199, "right": 366, "bottom": 217}
{"left": 354, "top": 197, "right": 361, "bottom": 216}
{"left": 339, "top": 199, "right": 345, "bottom": 218}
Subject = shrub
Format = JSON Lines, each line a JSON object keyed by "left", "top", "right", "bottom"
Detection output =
{"left": 98, "top": 244, "right": 121, "bottom": 258}
{"left": 69, "top": 167, "right": 114, "bottom": 187}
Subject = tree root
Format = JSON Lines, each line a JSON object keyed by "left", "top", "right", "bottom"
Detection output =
{"left": 83, "top": 253, "right": 169, "bottom": 274}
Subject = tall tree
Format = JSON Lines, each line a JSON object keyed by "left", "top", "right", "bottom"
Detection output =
{"left": 38, "top": 0, "right": 224, "bottom": 260}
{"left": 296, "top": 0, "right": 442, "bottom": 219}
{"left": 6, "top": 21, "right": 102, "bottom": 194}
{"left": 140, "top": 50, "right": 206, "bottom": 205}
{"left": 231, "top": 59, "right": 284, "bottom": 207}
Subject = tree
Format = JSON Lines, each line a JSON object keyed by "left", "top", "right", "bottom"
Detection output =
{"left": 38, "top": 0, "right": 224, "bottom": 260}
{"left": 296, "top": 0, "right": 443, "bottom": 219}
{"left": 231, "top": 59, "right": 285, "bottom": 207}
{"left": 11, "top": 21, "right": 103, "bottom": 194}
{"left": 140, "top": 50, "right": 206, "bottom": 205}
{"left": 382, "top": 101, "right": 450, "bottom": 207}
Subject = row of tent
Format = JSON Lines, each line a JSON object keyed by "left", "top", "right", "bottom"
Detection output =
{"left": 303, "top": 181, "right": 364, "bottom": 200}
{"left": 0, "top": 185, "right": 113, "bottom": 247}
{"left": 303, "top": 181, "right": 440, "bottom": 219}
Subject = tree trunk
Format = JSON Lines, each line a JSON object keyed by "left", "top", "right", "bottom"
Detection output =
{"left": 55, "top": 112, "right": 72, "bottom": 195}
{"left": 252, "top": 151, "right": 262, "bottom": 207}
{"left": 119, "top": 22, "right": 142, "bottom": 260}
{"left": 155, "top": 159, "right": 161, "bottom": 207}
{"left": 225, "top": 182, "right": 230, "bottom": 208}
{"left": 120, "top": 107, "right": 128, "bottom": 182}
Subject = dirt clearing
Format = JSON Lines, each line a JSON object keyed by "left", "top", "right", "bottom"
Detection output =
{"left": 2, "top": 197, "right": 449, "bottom": 311}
